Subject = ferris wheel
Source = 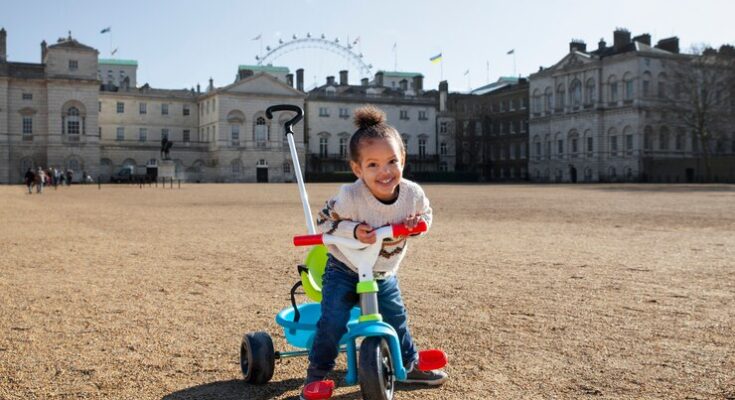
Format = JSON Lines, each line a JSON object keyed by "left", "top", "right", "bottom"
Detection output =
{"left": 255, "top": 34, "right": 373, "bottom": 77}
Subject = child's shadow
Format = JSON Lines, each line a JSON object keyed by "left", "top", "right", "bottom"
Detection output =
{"left": 161, "top": 378, "right": 302, "bottom": 400}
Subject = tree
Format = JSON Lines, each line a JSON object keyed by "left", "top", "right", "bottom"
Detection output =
{"left": 663, "top": 44, "right": 735, "bottom": 181}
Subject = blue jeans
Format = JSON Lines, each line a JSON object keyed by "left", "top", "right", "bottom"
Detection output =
{"left": 306, "top": 255, "right": 417, "bottom": 381}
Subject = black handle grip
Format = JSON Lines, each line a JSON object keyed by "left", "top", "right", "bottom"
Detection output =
{"left": 266, "top": 104, "right": 303, "bottom": 135}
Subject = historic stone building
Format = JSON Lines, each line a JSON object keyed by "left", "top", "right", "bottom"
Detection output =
{"left": 0, "top": 29, "right": 305, "bottom": 184}
{"left": 445, "top": 77, "right": 529, "bottom": 181}
{"left": 305, "top": 70, "right": 439, "bottom": 177}
{"left": 528, "top": 29, "right": 714, "bottom": 183}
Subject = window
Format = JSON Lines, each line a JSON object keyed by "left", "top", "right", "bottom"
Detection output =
{"left": 571, "top": 138, "right": 578, "bottom": 154}
{"left": 587, "top": 137, "right": 594, "bottom": 155}
{"left": 609, "top": 78, "right": 619, "bottom": 103}
{"left": 162, "top": 129, "right": 169, "bottom": 142}
{"left": 520, "top": 143, "right": 526, "bottom": 159}
{"left": 626, "top": 134, "right": 633, "bottom": 155}
{"left": 570, "top": 80, "right": 582, "bottom": 107}
{"left": 161, "top": 104, "right": 169, "bottom": 115}
{"left": 585, "top": 79, "right": 595, "bottom": 105}
{"left": 675, "top": 129, "right": 685, "bottom": 151}
{"left": 22, "top": 93, "right": 32, "bottom": 101}
{"left": 339, "top": 137, "right": 347, "bottom": 157}
{"left": 283, "top": 162, "right": 291, "bottom": 174}
{"left": 183, "top": 105, "right": 190, "bottom": 116}
{"left": 544, "top": 88, "right": 553, "bottom": 113}
{"left": 400, "top": 110, "right": 409, "bottom": 120}
{"left": 625, "top": 79, "right": 634, "bottom": 101}
{"left": 116, "top": 127, "right": 124, "bottom": 141}
{"left": 231, "top": 160, "right": 241, "bottom": 175}
{"left": 535, "top": 142, "right": 541, "bottom": 159}
{"left": 319, "top": 137, "right": 328, "bottom": 157}
{"left": 116, "top": 102, "right": 124, "bottom": 113}
{"left": 509, "top": 143, "right": 516, "bottom": 160}
{"left": 418, "top": 111, "right": 427, "bottom": 120}
{"left": 138, "top": 128, "right": 147, "bottom": 142}
{"left": 418, "top": 138, "right": 426, "bottom": 159}
{"left": 440, "top": 142, "right": 447, "bottom": 156}
{"left": 319, "top": 107, "right": 329, "bottom": 117}
{"left": 68, "top": 60, "right": 78, "bottom": 70}
{"left": 22, "top": 117, "right": 32, "bottom": 139}
{"left": 659, "top": 127, "right": 670, "bottom": 150}
{"left": 440, "top": 122, "right": 447, "bottom": 133}
{"left": 644, "top": 126, "right": 654, "bottom": 150}
{"left": 183, "top": 129, "right": 190, "bottom": 143}
{"left": 339, "top": 108, "right": 349, "bottom": 118}
{"left": 610, "top": 136, "right": 618, "bottom": 156}
{"left": 556, "top": 84, "right": 565, "bottom": 110}
{"left": 255, "top": 117, "right": 268, "bottom": 146}
{"left": 557, "top": 140, "right": 564, "bottom": 156}
{"left": 139, "top": 102, "right": 147, "bottom": 114}
{"left": 643, "top": 80, "right": 650, "bottom": 97}
{"left": 66, "top": 107, "right": 80, "bottom": 135}
{"left": 231, "top": 124, "right": 240, "bottom": 145}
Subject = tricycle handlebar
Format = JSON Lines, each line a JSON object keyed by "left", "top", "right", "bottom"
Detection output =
{"left": 293, "top": 220, "right": 427, "bottom": 247}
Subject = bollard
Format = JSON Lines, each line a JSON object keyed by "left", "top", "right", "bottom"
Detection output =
{"left": 170, "top": 177, "right": 173, "bottom": 189}
{"left": 98, "top": 176, "right": 101, "bottom": 190}
{"left": 178, "top": 179, "right": 180, "bottom": 189}
{"left": 155, "top": 179, "right": 157, "bottom": 188}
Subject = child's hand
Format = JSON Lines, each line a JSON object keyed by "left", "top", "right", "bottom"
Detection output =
{"left": 403, "top": 215, "right": 422, "bottom": 230}
{"left": 355, "top": 223, "right": 376, "bottom": 244}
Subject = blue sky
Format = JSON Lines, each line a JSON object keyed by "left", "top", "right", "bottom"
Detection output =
{"left": 1, "top": 0, "right": 733, "bottom": 92}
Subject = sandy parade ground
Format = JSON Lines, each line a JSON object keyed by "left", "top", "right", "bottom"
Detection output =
{"left": 0, "top": 182, "right": 733, "bottom": 400}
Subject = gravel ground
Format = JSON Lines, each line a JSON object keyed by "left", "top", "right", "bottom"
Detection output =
{"left": 0, "top": 183, "right": 733, "bottom": 400}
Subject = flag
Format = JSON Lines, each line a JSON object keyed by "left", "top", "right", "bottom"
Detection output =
{"left": 111, "top": 48, "right": 118, "bottom": 56}
{"left": 507, "top": 49, "right": 515, "bottom": 55}
{"left": 100, "top": 27, "right": 111, "bottom": 34}
{"left": 430, "top": 53, "right": 442, "bottom": 63}
{"left": 464, "top": 69, "right": 470, "bottom": 76}
{"left": 353, "top": 36, "right": 360, "bottom": 45}
{"left": 252, "top": 34, "right": 261, "bottom": 40}
{"left": 392, "top": 42, "right": 397, "bottom": 51}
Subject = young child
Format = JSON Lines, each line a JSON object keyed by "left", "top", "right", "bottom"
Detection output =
{"left": 302, "top": 105, "right": 447, "bottom": 398}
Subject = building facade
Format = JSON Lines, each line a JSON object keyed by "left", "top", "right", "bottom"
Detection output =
{"left": 528, "top": 29, "right": 716, "bottom": 183}
{"left": 305, "top": 70, "right": 439, "bottom": 176}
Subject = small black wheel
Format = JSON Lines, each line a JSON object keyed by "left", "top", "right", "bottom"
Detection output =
{"left": 358, "top": 336, "right": 395, "bottom": 400}
{"left": 240, "top": 331, "right": 275, "bottom": 384}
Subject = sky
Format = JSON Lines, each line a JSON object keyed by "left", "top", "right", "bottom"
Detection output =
{"left": 1, "top": 0, "right": 733, "bottom": 93}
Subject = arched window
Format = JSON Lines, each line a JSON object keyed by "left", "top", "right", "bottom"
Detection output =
{"left": 644, "top": 126, "right": 654, "bottom": 152}
{"left": 569, "top": 80, "right": 582, "bottom": 108}
{"left": 585, "top": 78, "right": 595, "bottom": 105}
{"left": 67, "top": 107, "right": 80, "bottom": 135}
{"left": 659, "top": 126, "right": 670, "bottom": 151}
{"left": 623, "top": 126, "right": 634, "bottom": 156}
{"left": 608, "top": 127, "right": 618, "bottom": 157}
{"left": 532, "top": 89, "right": 541, "bottom": 114}
{"left": 608, "top": 75, "right": 618, "bottom": 103}
{"left": 584, "top": 129, "right": 593, "bottom": 157}
{"left": 544, "top": 87, "right": 553, "bottom": 113}
{"left": 254, "top": 116, "right": 268, "bottom": 147}
{"left": 231, "top": 159, "right": 242, "bottom": 175}
{"left": 568, "top": 130, "right": 579, "bottom": 157}
{"left": 283, "top": 161, "right": 291, "bottom": 175}
{"left": 676, "top": 127, "right": 686, "bottom": 151}
{"left": 623, "top": 72, "right": 634, "bottom": 101}
{"left": 657, "top": 73, "right": 668, "bottom": 98}
{"left": 533, "top": 135, "right": 542, "bottom": 160}
{"left": 555, "top": 84, "right": 565, "bottom": 111}
{"left": 642, "top": 72, "right": 652, "bottom": 97}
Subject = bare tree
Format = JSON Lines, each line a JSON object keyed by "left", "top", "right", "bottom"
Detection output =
{"left": 663, "top": 44, "right": 735, "bottom": 180}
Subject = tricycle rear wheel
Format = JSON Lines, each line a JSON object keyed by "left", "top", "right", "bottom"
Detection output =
{"left": 240, "top": 331, "right": 275, "bottom": 384}
{"left": 359, "top": 336, "right": 395, "bottom": 400}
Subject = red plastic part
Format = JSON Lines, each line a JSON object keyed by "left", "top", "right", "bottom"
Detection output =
{"left": 302, "top": 380, "right": 335, "bottom": 400}
{"left": 417, "top": 349, "right": 448, "bottom": 371}
{"left": 392, "top": 219, "right": 428, "bottom": 237}
{"left": 293, "top": 233, "right": 324, "bottom": 246}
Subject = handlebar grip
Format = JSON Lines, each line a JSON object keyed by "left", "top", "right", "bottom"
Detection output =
{"left": 293, "top": 233, "right": 323, "bottom": 246}
{"left": 392, "top": 219, "right": 428, "bottom": 237}
{"left": 266, "top": 104, "right": 304, "bottom": 135}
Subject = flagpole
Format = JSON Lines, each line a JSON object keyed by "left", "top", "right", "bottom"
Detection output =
{"left": 440, "top": 49, "right": 443, "bottom": 81}
{"left": 513, "top": 51, "right": 517, "bottom": 77}
{"left": 486, "top": 60, "right": 490, "bottom": 84}
{"left": 393, "top": 43, "right": 397, "bottom": 71}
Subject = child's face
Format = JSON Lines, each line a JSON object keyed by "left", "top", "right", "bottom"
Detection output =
{"left": 350, "top": 137, "right": 405, "bottom": 202}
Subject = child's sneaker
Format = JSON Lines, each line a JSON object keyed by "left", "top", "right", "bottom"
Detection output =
{"left": 403, "top": 367, "right": 448, "bottom": 385}
{"left": 300, "top": 379, "right": 334, "bottom": 400}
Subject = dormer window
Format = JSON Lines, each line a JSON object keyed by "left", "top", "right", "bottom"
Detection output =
{"left": 69, "top": 60, "right": 78, "bottom": 71}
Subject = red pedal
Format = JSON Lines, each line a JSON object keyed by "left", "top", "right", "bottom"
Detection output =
{"left": 418, "top": 349, "right": 448, "bottom": 371}
{"left": 303, "top": 380, "right": 335, "bottom": 400}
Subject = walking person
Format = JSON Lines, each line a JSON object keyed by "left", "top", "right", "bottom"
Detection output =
{"left": 24, "top": 168, "right": 35, "bottom": 194}
{"left": 35, "top": 167, "right": 45, "bottom": 194}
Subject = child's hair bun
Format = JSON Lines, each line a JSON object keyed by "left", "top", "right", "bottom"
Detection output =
{"left": 353, "top": 106, "right": 386, "bottom": 130}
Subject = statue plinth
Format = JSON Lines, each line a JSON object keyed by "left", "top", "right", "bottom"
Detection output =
{"left": 158, "top": 159, "right": 175, "bottom": 179}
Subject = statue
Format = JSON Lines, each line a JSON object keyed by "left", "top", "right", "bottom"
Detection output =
{"left": 160, "top": 135, "right": 173, "bottom": 160}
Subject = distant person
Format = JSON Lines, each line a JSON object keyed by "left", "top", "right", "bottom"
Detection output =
{"left": 24, "top": 168, "right": 35, "bottom": 194}
{"left": 66, "top": 170, "right": 73, "bottom": 185}
{"left": 35, "top": 167, "right": 45, "bottom": 194}
{"left": 82, "top": 170, "right": 88, "bottom": 184}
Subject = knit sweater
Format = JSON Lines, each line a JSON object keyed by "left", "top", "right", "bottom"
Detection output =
{"left": 316, "top": 178, "right": 432, "bottom": 278}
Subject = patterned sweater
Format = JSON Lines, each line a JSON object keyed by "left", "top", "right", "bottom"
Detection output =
{"left": 316, "top": 178, "right": 432, "bottom": 278}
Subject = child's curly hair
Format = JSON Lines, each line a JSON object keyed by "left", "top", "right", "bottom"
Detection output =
{"left": 349, "top": 105, "right": 405, "bottom": 163}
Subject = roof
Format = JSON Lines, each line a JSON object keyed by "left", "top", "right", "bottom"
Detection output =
{"left": 0, "top": 62, "right": 45, "bottom": 79}
{"left": 238, "top": 64, "right": 290, "bottom": 74}
{"left": 99, "top": 58, "right": 138, "bottom": 66}
{"left": 377, "top": 70, "right": 423, "bottom": 78}
{"left": 307, "top": 82, "right": 436, "bottom": 105}
{"left": 470, "top": 77, "right": 523, "bottom": 95}
{"left": 100, "top": 84, "right": 198, "bottom": 100}
{"left": 48, "top": 37, "right": 97, "bottom": 53}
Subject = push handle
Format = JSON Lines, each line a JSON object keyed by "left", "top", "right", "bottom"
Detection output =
{"left": 391, "top": 219, "right": 428, "bottom": 237}
{"left": 293, "top": 233, "right": 323, "bottom": 246}
{"left": 265, "top": 104, "right": 303, "bottom": 135}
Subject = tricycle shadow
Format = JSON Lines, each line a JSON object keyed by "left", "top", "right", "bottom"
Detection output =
{"left": 161, "top": 377, "right": 302, "bottom": 400}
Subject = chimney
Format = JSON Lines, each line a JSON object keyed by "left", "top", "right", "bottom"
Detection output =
{"left": 655, "top": 37, "right": 680, "bottom": 54}
{"left": 296, "top": 68, "right": 304, "bottom": 91}
{"left": 339, "top": 70, "right": 348, "bottom": 86}
{"left": 613, "top": 28, "right": 631, "bottom": 51}
{"left": 569, "top": 39, "right": 587, "bottom": 53}
{"left": 598, "top": 38, "right": 607, "bottom": 51}
{"left": 196, "top": 83, "right": 200, "bottom": 93}
{"left": 41, "top": 40, "right": 47, "bottom": 62}
{"left": 399, "top": 79, "right": 408, "bottom": 91}
{"left": 208, "top": 77, "right": 214, "bottom": 92}
{"left": 0, "top": 28, "right": 6, "bottom": 62}
{"left": 375, "top": 71, "right": 384, "bottom": 87}
{"left": 326, "top": 76, "right": 335, "bottom": 86}
{"left": 361, "top": 77, "right": 369, "bottom": 86}
{"left": 412, "top": 75, "right": 423, "bottom": 92}
{"left": 286, "top": 73, "right": 294, "bottom": 87}
{"left": 238, "top": 69, "right": 253, "bottom": 81}
{"left": 633, "top": 33, "right": 651, "bottom": 46}
{"left": 439, "top": 80, "right": 448, "bottom": 112}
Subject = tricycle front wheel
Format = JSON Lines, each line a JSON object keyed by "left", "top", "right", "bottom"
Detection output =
{"left": 359, "top": 336, "right": 395, "bottom": 400}
{"left": 240, "top": 331, "right": 275, "bottom": 384}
